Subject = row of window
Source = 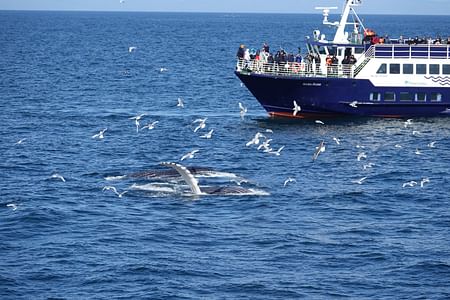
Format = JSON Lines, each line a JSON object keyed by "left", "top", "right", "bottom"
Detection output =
{"left": 377, "top": 63, "right": 450, "bottom": 75}
{"left": 370, "top": 92, "right": 443, "bottom": 102}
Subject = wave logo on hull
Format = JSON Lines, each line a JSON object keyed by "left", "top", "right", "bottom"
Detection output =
{"left": 424, "top": 76, "right": 450, "bottom": 86}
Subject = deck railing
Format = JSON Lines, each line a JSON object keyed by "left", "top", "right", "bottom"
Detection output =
{"left": 236, "top": 58, "right": 355, "bottom": 79}
{"left": 367, "top": 44, "right": 450, "bottom": 59}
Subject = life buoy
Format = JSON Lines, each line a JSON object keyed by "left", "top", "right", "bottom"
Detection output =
{"left": 292, "top": 62, "right": 304, "bottom": 73}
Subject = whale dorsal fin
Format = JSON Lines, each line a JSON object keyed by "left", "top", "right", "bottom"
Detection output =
{"left": 160, "top": 162, "right": 202, "bottom": 195}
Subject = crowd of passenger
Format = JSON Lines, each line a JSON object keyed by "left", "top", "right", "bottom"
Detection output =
{"left": 363, "top": 28, "right": 450, "bottom": 45}
{"left": 236, "top": 43, "right": 357, "bottom": 77}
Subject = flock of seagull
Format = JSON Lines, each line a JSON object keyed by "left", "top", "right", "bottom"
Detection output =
{"left": 4, "top": 55, "right": 441, "bottom": 209}
{"left": 7, "top": 95, "right": 438, "bottom": 207}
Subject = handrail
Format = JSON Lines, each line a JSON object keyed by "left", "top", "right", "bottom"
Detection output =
{"left": 236, "top": 58, "right": 355, "bottom": 79}
{"left": 364, "top": 44, "right": 450, "bottom": 59}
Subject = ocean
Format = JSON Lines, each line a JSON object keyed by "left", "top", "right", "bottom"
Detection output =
{"left": 1, "top": 11, "right": 449, "bottom": 299}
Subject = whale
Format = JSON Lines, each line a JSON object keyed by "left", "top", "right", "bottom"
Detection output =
{"left": 159, "top": 162, "right": 268, "bottom": 196}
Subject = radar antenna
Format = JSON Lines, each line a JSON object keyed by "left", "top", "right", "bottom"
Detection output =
{"left": 315, "top": 6, "right": 339, "bottom": 27}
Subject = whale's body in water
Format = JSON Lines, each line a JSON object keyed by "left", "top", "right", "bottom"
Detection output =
{"left": 158, "top": 162, "right": 267, "bottom": 196}
{"left": 106, "top": 162, "right": 268, "bottom": 196}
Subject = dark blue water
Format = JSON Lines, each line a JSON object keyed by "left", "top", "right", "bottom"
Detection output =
{"left": 1, "top": 11, "right": 450, "bottom": 299}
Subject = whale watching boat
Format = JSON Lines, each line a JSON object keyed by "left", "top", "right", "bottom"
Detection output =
{"left": 235, "top": 0, "right": 450, "bottom": 118}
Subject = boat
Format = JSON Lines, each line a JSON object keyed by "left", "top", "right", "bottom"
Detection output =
{"left": 234, "top": 0, "right": 450, "bottom": 118}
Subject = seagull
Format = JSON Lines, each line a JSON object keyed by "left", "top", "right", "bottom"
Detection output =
{"left": 177, "top": 98, "right": 184, "bottom": 108}
{"left": 128, "top": 46, "right": 137, "bottom": 53}
{"left": 315, "top": 120, "right": 325, "bottom": 125}
{"left": 129, "top": 113, "right": 146, "bottom": 132}
{"left": 200, "top": 129, "right": 214, "bottom": 139}
{"left": 103, "top": 186, "right": 128, "bottom": 197}
{"left": 349, "top": 101, "right": 358, "bottom": 108}
{"left": 265, "top": 129, "right": 273, "bottom": 134}
{"left": 357, "top": 152, "right": 367, "bottom": 161}
{"left": 15, "top": 138, "right": 27, "bottom": 145}
{"left": 283, "top": 177, "right": 297, "bottom": 187}
{"left": 192, "top": 118, "right": 207, "bottom": 133}
{"left": 356, "top": 144, "right": 365, "bottom": 149}
{"left": 257, "top": 138, "right": 272, "bottom": 151}
{"left": 239, "top": 102, "right": 248, "bottom": 120}
{"left": 6, "top": 203, "right": 17, "bottom": 211}
{"left": 332, "top": 137, "right": 341, "bottom": 145}
{"left": 394, "top": 144, "right": 403, "bottom": 149}
{"left": 420, "top": 177, "right": 430, "bottom": 188}
{"left": 363, "top": 163, "right": 375, "bottom": 170}
{"left": 427, "top": 141, "right": 437, "bottom": 148}
{"left": 180, "top": 149, "right": 199, "bottom": 161}
{"left": 412, "top": 130, "right": 421, "bottom": 136}
{"left": 92, "top": 128, "right": 107, "bottom": 139}
{"left": 51, "top": 173, "right": 66, "bottom": 182}
{"left": 415, "top": 148, "right": 422, "bottom": 155}
{"left": 402, "top": 181, "right": 417, "bottom": 188}
{"left": 141, "top": 121, "right": 159, "bottom": 130}
{"left": 246, "top": 132, "right": 265, "bottom": 147}
{"left": 312, "top": 140, "right": 325, "bottom": 161}
{"left": 352, "top": 177, "right": 367, "bottom": 185}
{"left": 292, "top": 100, "right": 301, "bottom": 116}
{"left": 268, "top": 145, "right": 285, "bottom": 156}
{"left": 404, "top": 119, "right": 413, "bottom": 128}
{"left": 159, "top": 67, "right": 168, "bottom": 72}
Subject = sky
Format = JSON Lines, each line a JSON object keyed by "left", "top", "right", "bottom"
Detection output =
{"left": 0, "top": 0, "right": 449, "bottom": 15}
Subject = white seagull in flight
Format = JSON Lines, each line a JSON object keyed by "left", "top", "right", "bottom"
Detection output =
{"left": 192, "top": 118, "right": 207, "bottom": 133}
{"left": 103, "top": 186, "right": 128, "bottom": 197}
{"left": 129, "top": 113, "right": 146, "bottom": 132}
{"left": 283, "top": 177, "right": 297, "bottom": 187}
{"left": 92, "top": 128, "right": 107, "bottom": 139}
{"left": 239, "top": 102, "right": 248, "bottom": 120}
{"left": 141, "top": 121, "right": 159, "bottom": 130}
{"left": 51, "top": 173, "right": 66, "bottom": 182}
{"left": 312, "top": 141, "right": 325, "bottom": 161}
{"left": 181, "top": 149, "right": 199, "bottom": 161}
{"left": 177, "top": 98, "right": 184, "bottom": 108}
{"left": 292, "top": 100, "right": 301, "bottom": 116}
{"left": 200, "top": 129, "right": 214, "bottom": 139}
{"left": 352, "top": 177, "right": 367, "bottom": 185}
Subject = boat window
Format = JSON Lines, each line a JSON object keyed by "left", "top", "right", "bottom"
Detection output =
{"left": 338, "top": 48, "right": 343, "bottom": 57}
{"left": 354, "top": 48, "right": 364, "bottom": 54}
{"left": 400, "top": 92, "right": 413, "bottom": 101}
{"left": 415, "top": 93, "right": 427, "bottom": 102}
{"left": 390, "top": 64, "right": 401, "bottom": 74}
{"left": 384, "top": 92, "right": 396, "bottom": 101}
{"left": 370, "top": 92, "right": 381, "bottom": 101}
{"left": 403, "top": 64, "right": 413, "bottom": 74}
{"left": 429, "top": 64, "right": 440, "bottom": 75}
{"left": 377, "top": 63, "right": 387, "bottom": 74}
{"left": 431, "top": 93, "right": 442, "bottom": 102}
{"left": 416, "top": 64, "right": 427, "bottom": 75}
{"left": 443, "top": 64, "right": 450, "bottom": 75}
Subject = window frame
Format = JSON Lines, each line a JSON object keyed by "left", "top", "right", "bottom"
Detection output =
{"left": 384, "top": 92, "right": 396, "bottom": 102}
{"left": 416, "top": 64, "right": 427, "bottom": 75}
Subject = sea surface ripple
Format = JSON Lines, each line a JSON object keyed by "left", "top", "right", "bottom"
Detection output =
{"left": 0, "top": 11, "right": 449, "bottom": 299}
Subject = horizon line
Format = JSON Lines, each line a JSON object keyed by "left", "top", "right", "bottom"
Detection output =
{"left": 0, "top": 9, "right": 448, "bottom": 16}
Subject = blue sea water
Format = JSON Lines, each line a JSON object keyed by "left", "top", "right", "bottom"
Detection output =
{"left": 1, "top": 11, "right": 450, "bottom": 299}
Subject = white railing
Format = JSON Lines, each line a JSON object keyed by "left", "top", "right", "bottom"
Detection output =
{"left": 236, "top": 58, "right": 355, "bottom": 78}
{"left": 365, "top": 44, "right": 450, "bottom": 59}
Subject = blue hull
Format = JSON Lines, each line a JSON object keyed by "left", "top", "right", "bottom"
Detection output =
{"left": 235, "top": 71, "right": 450, "bottom": 118}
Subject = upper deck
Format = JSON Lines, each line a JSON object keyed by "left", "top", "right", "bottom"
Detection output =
{"left": 236, "top": 44, "right": 450, "bottom": 80}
